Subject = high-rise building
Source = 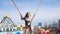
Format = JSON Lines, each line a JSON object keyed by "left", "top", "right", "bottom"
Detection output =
{"left": 58, "top": 19, "right": 60, "bottom": 28}
{"left": 38, "top": 23, "right": 42, "bottom": 28}
{"left": 38, "top": 23, "right": 42, "bottom": 27}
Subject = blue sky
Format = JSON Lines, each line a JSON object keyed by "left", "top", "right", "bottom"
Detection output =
{"left": 0, "top": 0, "right": 60, "bottom": 26}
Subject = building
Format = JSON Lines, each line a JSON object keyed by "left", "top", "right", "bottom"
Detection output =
{"left": 38, "top": 23, "right": 42, "bottom": 28}
{"left": 58, "top": 19, "right": 60, "bottom": 28}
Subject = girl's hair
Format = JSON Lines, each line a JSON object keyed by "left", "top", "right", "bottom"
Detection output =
{"left": 25, "top": 12, "right": 31, "bottom": 18}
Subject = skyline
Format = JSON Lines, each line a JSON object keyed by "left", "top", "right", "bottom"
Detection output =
{"left": 0, "top": 0, "right": 60, "bottom": 26}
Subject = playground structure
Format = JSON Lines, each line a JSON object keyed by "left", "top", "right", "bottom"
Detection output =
{"left": 0, "top": 15, "right": 17, "bottom": 32}
{"left": 1, "top": 16, "right": 14, "bottom": 28}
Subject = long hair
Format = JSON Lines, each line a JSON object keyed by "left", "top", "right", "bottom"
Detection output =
{"left": 25, "top": 12, "right": 31, "bottom": 18}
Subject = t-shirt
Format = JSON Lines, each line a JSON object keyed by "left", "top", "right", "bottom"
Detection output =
{"left": 25, "top": 17, "right": 31, "bottom": 21}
